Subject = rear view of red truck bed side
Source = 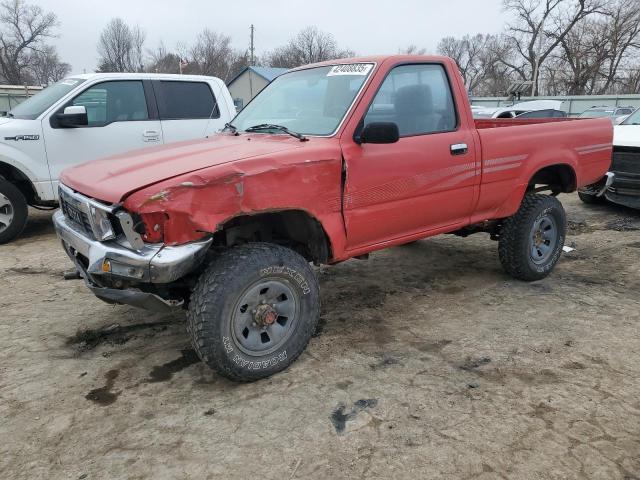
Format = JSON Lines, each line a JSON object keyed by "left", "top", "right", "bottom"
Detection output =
{"left": 471, "top": 117, "right": 613, "bottom": 224}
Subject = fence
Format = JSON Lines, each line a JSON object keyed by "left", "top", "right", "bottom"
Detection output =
{"left": 470, "top": 94, "right": 640, "bottom": 116}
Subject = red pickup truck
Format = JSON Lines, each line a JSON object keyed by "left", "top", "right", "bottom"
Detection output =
{"left": 54, "top": 55, "right": 612, "bottom": 381}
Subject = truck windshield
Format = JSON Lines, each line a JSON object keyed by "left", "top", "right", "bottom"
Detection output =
{"left": 8, "top": 78, "right": 86, "bottom": 120}
{"left": 233, "top": 64, "right": 374, "bottom": 136}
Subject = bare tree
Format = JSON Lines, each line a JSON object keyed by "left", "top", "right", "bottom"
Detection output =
{"left": 475, "top": 35, "right": 519, "bottom": 96}
{"left": 429, "top": 0, "right": 639, "bottom": 97}
{"left": 595, "top": 0, "right": 640, "bottom": 93}
{"left": 0, "top": 0, "right": 59, "bottom": 84}
{"left": 264, "top": 26, "right": 354, "bottom": 68}
{"left": 503, "top": 0, "right": 605, "bottom": 95}
{"left": 544, "top": 0, "right": 640, "bottom": 94}
{"left": 437, "top": 34, "right": 487, "bottom": 92}
{"left": 398, "top": 45, "right": 427, "bottom": 55}
{"left": 436, "top": 33, "right": 516, "bottom": 96}
{"left": 29, "top": 45, "right": 70, "bottom": 84}
{"left": 539, "top": 56, "right": 569, "bottom": 95}
{"left": 146, "top": 42, "right": 181, "bottom": 74}
{"left": 226, "top": 49, "right": 251, "bottom": 81}
{"left": 97, "top": 18, "right": 145, "bottom": 72}
{"left": 619, "top": 67, "right": 640, "bottom": 94}
{"left": 184, "top": 29, "right": 249, "bottom": 81}
{"left": 542, "top": 18, "right": 604, "bottom": 94}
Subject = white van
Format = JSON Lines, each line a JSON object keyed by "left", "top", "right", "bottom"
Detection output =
{"left": 0, "top": 73, "right": 236, "bottom": 243}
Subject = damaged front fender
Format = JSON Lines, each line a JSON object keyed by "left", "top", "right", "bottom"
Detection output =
{"left": 123, "top": 140, "right": 346, "bottom": 251}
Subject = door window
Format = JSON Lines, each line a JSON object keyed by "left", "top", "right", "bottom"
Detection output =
{"left": 364, "top": 64, "right": 457, "bottom": 136}
{"left": 71, "top": 81, "right": 149, "bottom": 126}
{"left": 156, "top": 81, "right": 219, "bottom": 120}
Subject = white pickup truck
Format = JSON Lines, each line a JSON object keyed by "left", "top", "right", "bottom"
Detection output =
{"left": 579, "top": 109, "right": 640, "bottom": 209}
{"left": 0, "top": 73, "right": 236, "bottom": 243}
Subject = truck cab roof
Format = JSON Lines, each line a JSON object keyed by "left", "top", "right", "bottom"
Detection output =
{"left": 291, "top": 54, "right": 454, "bottom": 71}
{"left": 65, "top": 72, "right": 226, "bottom": 86}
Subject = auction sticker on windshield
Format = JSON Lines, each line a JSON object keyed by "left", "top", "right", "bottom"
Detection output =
{"left": 327, "top": 64, "right": 373, "bottom": 76}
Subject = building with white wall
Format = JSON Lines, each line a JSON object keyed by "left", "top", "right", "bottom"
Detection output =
{"left": 227, "top": 66, "right": 287, "bottom": 111}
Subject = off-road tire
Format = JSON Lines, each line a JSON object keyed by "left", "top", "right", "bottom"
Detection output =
{"left": 498, "top": 194, "right": 566, "bottom": 281}
{"left": 578, "top": 191, "right": 604, "bottom": 205}
{"left": 187, "top": 243, "right": 320, "bottom": 382}
{"left": 0, "top": 180, "right": 28, "bottom": 244}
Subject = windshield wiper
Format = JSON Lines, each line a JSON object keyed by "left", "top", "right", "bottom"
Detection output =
{"left": 245, "top": 124, "right": 308, "bottom": 142}
{"left": 223, "top": 122, "right": 239, "bottom": 135}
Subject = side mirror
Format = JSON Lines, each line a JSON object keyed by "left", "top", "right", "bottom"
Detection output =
{"left": 359, "top": 122, "right": 399, "bottom": 144}
{"left": 55, "top": 105, "right": 88, "bottom": 128}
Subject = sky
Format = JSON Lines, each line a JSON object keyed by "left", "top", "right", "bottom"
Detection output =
{"left": 35, "top": 0, "right": 508, "bottom": 74}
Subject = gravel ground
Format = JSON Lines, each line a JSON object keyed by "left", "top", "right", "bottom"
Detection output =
{"left": 1, "top": 194, "right": 639, "bottom": 480}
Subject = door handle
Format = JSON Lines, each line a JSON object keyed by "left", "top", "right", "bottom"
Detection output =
{"left": 450, "top": 143, "right": 468, "bottom": 155}
{"left": 143, "top": 130, "right": 160, "bottom": 142}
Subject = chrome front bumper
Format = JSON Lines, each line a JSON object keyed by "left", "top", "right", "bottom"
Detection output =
{"left": 579, "top": 171, "right": 615, "bottom": 197}
{"left": 597, "top": 171, "right": 615, "bottom": 196}
{"left": 53, "top": 210, "right": 212, "bottom": 311}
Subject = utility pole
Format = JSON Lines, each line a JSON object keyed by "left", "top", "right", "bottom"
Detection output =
{"left": 249, "top": 24, "right": 255, "bottom": 98}
{"left": 250, "top": 24, "right": 255, "bottom": 64}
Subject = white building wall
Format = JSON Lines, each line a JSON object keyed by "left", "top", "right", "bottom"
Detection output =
{"left": 228, "top": 71, "right": 269, "bottom": 111}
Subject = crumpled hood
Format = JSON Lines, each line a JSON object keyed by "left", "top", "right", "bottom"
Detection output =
{"left": 60, "top": 134, "right": 307, "bottom": 203}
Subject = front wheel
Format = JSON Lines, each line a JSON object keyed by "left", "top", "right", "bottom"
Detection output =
{"left": 578, "top": 191, "right": 604, "bottom": 205}
{"left": 0, "top": 180, "right": 28, "bottom": 244}
{"left": 498, "top": 194, "right": 566, "bottom": 281}
{"left": 187, "top": 243, "right": 320, "bottom": 382}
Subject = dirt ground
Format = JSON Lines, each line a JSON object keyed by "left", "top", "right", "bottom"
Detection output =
{"left": 1, "top": 194, "right": 639, "bottom": 480}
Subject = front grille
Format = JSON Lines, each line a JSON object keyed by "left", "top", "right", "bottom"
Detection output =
{"left": 610, "top": 147, "right": 640, "bottom": 195}
{"left": 612, "top": 147, "right": 640, "bottom": 174}
{"left": 59, "top": 188, "right": 94, "bottom": 237}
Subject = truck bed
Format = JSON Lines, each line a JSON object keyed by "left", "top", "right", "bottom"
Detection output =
{"left": 470, "top": 116, "right": 613, "bottom": 223}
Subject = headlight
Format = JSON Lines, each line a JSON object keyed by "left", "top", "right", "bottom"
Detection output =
{"left": 89, "top": 205, "right": 116, "bottom": 241}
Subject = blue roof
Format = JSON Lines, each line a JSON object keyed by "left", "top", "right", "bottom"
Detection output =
{"left": 249, "top": 66, "right": 288, "bottom": 81}
{"left": 227, "top": 66, "right": 288, "bottom": 86}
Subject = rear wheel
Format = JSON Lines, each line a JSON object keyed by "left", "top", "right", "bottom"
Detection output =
{"left": 498, "top": 194, "right": 566, "bottom": 281}
{"left": 187, "top": 243, "right": 320, "bottom": 382}
{"left": 0, "top": 180, "right": 28, "bottom": 244}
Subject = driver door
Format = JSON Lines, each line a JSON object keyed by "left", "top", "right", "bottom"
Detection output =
{"left": 341, "top": 63, "right": 478, "bottom": 250}
{"left": 42, "top": 80, "right": 163, "bottom": 194}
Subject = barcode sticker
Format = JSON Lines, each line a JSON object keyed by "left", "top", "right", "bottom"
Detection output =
{"left": 327, "top": 64, "right": 373, "bottom": 76}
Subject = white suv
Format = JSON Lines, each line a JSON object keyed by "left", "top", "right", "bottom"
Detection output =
{"left": 0, "top": 73, "right": 236, "bottom": 243}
